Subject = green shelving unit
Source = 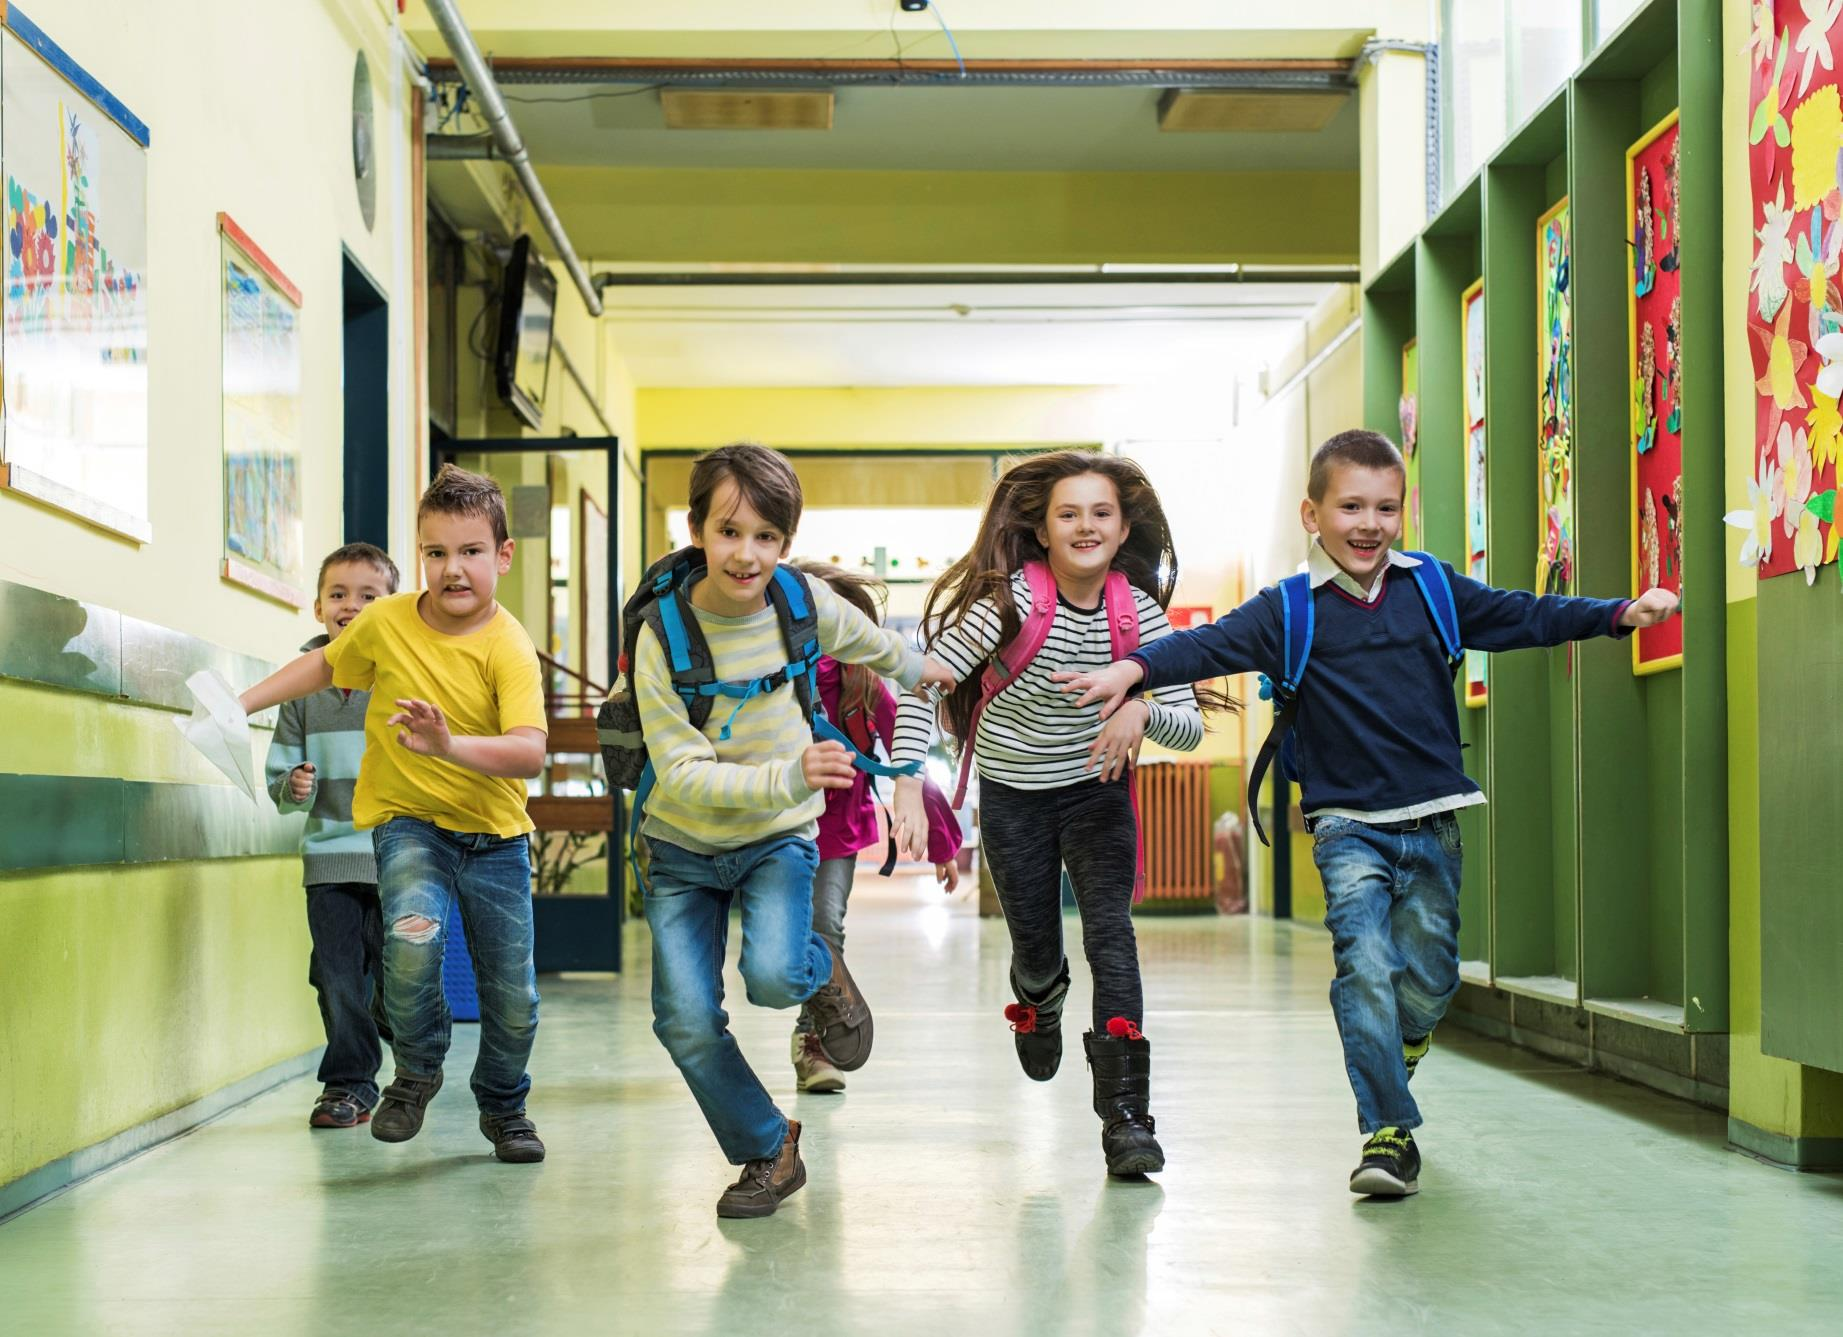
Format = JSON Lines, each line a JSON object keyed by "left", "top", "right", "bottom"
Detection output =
{"left": 1361, "top": 0, "right": 1726, "bottom": 1035}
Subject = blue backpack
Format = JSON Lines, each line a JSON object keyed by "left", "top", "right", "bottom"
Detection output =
{"left": 596, "top": 546, "right": 919, "bottom": 885}
{"left": 1244, "top": 552, "right": 1464, "bottom": 846}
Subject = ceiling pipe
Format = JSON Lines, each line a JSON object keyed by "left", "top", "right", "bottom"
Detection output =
{"left": 425, "top": 132, "right": 499, "bottom": 160}
{"left": 420, "top": 0, "right": 603, "bottom": 315}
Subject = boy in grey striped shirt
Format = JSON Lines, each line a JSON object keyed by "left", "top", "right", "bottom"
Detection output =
{"left": 264, "top": 543, "right": 399, "bottom": 1129}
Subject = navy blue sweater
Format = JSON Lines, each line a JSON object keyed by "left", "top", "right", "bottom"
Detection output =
{"left": 1130, "top": 563, "right": 1631, "bottom": 814}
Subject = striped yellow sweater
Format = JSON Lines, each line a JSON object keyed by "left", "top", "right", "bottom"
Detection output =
{"left": 633, "top": 577, "right": 923, "bottom": 854}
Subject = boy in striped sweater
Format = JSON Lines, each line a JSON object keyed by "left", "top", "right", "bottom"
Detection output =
{"left": 265, "top": 543, "right": 399, "bottom": 1129}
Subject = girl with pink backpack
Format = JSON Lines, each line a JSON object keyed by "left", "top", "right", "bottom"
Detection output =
{"left": 888, "top": 452, "right": 1228, "bottom": 1177}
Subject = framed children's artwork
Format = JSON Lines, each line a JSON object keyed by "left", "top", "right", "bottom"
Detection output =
{"left": 1537, "top": 197, "right": 1574, "bottom": 596}
{"left": 0, "top": 10, "right": 150, "bottom": 541}
{"left": 1627, "top": 110, "right": 1683, "bottom": 674}
{"left": 1462, "top": 278, "right": 1488, "bottom": 708}
{"left": 1740, "top": 11, "right": 1840, "bottom": 588}
{"left": 1400, "top": 338, "right": 1422, "bottom": 548}
{"left": 219, "top": 213, "right": 305, "bottom": 607}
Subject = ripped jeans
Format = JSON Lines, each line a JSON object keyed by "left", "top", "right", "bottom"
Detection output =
{"left": 372, "top": 817, "right": 540, "bottom": 1115}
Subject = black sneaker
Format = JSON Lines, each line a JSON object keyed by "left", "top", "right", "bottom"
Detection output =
{"left": 370, "top": 1069, "right": 443, "bottom": 1143}
{"left": 309, "top": 1087, "right": 373, "bottom": 1129}
{"left": 480, "top": 1110, "right": 546, "bottom": 1164}
{"left": 1349, "top": 1127, "right": 1420, "bottom": 1197}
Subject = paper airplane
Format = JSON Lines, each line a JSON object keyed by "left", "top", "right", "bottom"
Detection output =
{"left": 174, "top": 669, "right": 264, "bottom": 806}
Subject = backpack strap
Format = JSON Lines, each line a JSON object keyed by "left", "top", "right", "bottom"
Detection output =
{"left": 1244, "top": 573, "right": 1315, "bottom": 847}
{"left": 953, "top": 562, "right": 1061, "bottom": 808}
{"left": 1103, "top": 569, "right": 1141, "bottom": 660}
{"left": 1403, "top": 551, "right": 1464, "bottom": 672}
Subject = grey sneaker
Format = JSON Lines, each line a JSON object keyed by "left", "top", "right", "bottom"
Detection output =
{"left": 792, "top": 1030, "right": 846, "bottom": 1094}
{"left": 716, "top": 1120, "right": 807, "bottom": 1219}
{"left": 370, "top": 1069, "right": 443, "bottom": 1143}
{"left": 804, "top": 948, "right": 873, "bottom": 1071}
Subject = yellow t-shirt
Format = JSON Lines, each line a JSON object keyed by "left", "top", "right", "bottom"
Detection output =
{"left": 323, "top": 591, "right": 547, "bottom": 838}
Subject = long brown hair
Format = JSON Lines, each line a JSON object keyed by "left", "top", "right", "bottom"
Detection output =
{"left": 790, "top": 559, "right": 888, "bottom": 724}
{"left": 922, "top": 451, "right": 1236, "bottom": 740}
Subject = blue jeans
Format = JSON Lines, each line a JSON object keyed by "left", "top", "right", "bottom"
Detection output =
{"left": 645, "top": 834, "right": 828, "bottom": 1163}
{"left": 1311, "top": 812, "right": 1463, "bottom": 1134}
{"left": 305, "top": 882, "right": 386, "bottom": 1106}
{"left": 372, "top": 818, "right": 540, "bottom": 1115}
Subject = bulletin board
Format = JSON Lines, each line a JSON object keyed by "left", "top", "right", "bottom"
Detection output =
{"left": 1462, "top": 278, "right": 1488, "bottom": 707}
{"left": 1628, "top": 110, "right": 1684, "bottom": 674}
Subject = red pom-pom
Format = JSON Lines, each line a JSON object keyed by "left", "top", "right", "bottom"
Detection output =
{"left": 618, "top": 653, "right": 630, "bottom": 675}
{"left": 1004, "top": 1003, "right": 1038, "bottom": 1034}
{"left": 1106, "top": 1017, "right": 1143, "bottom": 1040}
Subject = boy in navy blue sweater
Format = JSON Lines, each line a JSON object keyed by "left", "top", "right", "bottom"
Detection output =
{"left": 1057, "top": 430, "right": 1677, "bottom": 1197}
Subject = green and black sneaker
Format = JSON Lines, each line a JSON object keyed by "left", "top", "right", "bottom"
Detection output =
{"left": 1349, "top": 1127, "right": 1420, "bottom": 1197}
{"left": 1402, "top": 1033, "right": 1432, "bottom": 1081}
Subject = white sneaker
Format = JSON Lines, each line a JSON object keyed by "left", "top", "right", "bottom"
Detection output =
{"left": 792, "top": 1030, "right": 846, "bottom": 1093}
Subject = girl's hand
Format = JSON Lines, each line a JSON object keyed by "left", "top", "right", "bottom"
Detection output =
{"left": 934, "top": 860, "right": 960, "bottom": 894}
{"left": 1090, "top": 699, "right": 1149, "bottom": 783}
{"left": 917, "top": 655, "right": 955, "bottom": 696}
{"left": 287, "top": 763, "right": 315, "bottom": 802}
{"left": 801, "top": 741, "right": 857, "bottom": 791}
{"left": 1052, "top": 659, "right": 1145, "bottom": 720}
{"left": 1621, "top": 588, "right": 1680, "bottom": 628}
{"left": 388, "top": 699, "right": 453, "bottom": 758}
{"left": 891, "top": 776, "right": 928, "bottom": 862}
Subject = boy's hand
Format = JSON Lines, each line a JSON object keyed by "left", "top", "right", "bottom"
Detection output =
{"left": 891, "top": 775, "right": 928, "bottom": 862}
{"left": 287, "top": 763, "right": 315, "bottom": 802}
{"left": 1052, "top": 659, "right": 1146, "bottom": 720}
{"left": 387, "top": 698, "right": 453, "bottom": 759}
{"left": 934, "top": 860, "right": 960, "bottom": 894}
{"left": 801, "top": 740, "right": 857, "bottom": 792}
{"left": 1621, "top": 588, "right": 1680, "bottom": 628}
{"left": 1089, "top": 699, "right": 1149, "bottom": 783}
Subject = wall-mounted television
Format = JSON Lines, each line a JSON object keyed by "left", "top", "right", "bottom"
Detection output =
{"left": 494, "top": 235, "right": 556, "bottom": 430}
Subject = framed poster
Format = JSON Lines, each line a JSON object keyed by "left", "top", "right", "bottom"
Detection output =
{"left": 1537, "top": 197, "right": 1574, "bottom": 596}
{"left": 219, "top": 214, "right": 305, "bottom": 606}
{"left": 580, "top": 489, "right": 609, "bottom": 690}
{"left": 1400, "top": 338, "right": 1422, "bottom": 548}
{"left": 1628, "top": 110, "right": 1684, "bottom": 674}
{"left": 1462, "top": 278, "right": 1488, "bottom": 708}
{"left": 0, "top": 10, "right": 150, "bottom": 540}
{"left": 1741, "top": 12, "right": 1840, "bottom": 587}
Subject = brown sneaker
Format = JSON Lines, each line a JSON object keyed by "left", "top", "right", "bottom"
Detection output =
{"left": 479, "top": 1110, "right": 546, "bottom": 1164}
{"left": 715, "top": 1120, "right": 807, "bottom": 1219}
{"left": 792, "top": 1030, "right": 846, "bottom": 1094}
{"left": 309, "top": 1088, "right": 373, "bottom": 1129}
{"left": 370, "top": 1069, "right": 443, "bottom": 1143}
{"left": 804, "top": 949, "right": 874, "bottom": 1072}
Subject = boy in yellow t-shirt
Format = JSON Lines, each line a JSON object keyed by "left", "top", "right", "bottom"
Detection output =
{"left": 238, "top": 465, "right": 549, "bottom": 1165}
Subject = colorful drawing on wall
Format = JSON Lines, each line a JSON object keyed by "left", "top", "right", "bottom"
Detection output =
{"left": 1400, "top": 338, "right": 1422, "bottom": 548}
{"left": 1537, "top": 198, "right": 1574, "bottom": 596}
{"left": 0, "top": 13, "right": 150, "bottom": 540}
{"left": 1740, "top": 9, "right": 1841, "bottom": 589}
{"left": 219, "top": 214, "right": 305, "bottom": 606}
{"left": 1629, "top": 111, "right": 1684, "bottom": 675}
{"left": 1462, "top": 278, "right": 1487, "bottom": 707}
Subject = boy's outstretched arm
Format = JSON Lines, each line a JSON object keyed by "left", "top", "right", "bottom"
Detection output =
{"left": 1453, "top": 565, "right": 1679, "bottom": 651}
{"left": 387, "top": 699, "right": 547, "bottom": 779}
{"left": 240, "top": 648, "right": 334, "bottom": 716}
{"left": 1055, "top": 596, "right": 1279, "bottom": 715}
{"left": 812, "top": 582, "right": 953, "bottom": 693}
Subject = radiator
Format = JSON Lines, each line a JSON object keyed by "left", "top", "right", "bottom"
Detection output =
{"left": 1133, "top": 758, "right": 1215, "bottom": 904}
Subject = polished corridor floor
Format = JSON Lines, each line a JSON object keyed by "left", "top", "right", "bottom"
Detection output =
{"left": 4, "top": 878, "right": 1841, "bottom": 1335}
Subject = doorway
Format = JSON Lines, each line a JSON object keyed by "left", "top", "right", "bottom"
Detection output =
{"left": 342, "top": 252, "right": 390, "bottom": 547}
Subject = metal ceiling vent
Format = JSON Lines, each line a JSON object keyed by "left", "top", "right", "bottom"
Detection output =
{"left": 1157, "top": 88, "right": 1346, "bottom": 133}
{"left": 660, "top": 87, "right": 835, "bottom": 130}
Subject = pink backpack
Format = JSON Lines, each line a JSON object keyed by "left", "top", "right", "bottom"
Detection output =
{"left": 952, "top": 560, "right": 1149, "bottom": 899}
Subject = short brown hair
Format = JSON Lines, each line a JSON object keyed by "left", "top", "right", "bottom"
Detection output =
{"left": 1308, "top": 430, "right": 1407, "bottom": 502}
{"left": 419, "top": 463, "right": 509, "bottom": 545}
{"left": 317, "top": 542, "right": 400, "bottom": 595}
{"left": 687, "top": 443, "right": 802, "bottom": 541}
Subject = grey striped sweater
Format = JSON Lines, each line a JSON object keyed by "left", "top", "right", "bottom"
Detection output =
{"left": 264, "top": 634, "right": 376, "bottom": 886}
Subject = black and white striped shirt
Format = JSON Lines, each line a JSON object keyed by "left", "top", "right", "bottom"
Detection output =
{"left": 892, "top": 571, "right": 1203, "bottom": 790}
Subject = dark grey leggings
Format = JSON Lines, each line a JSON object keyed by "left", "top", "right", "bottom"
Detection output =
{"left": 979, "top": 776, "right": 1142, "bottom": 1031}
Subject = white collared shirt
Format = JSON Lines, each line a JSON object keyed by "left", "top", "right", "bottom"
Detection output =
{"left": 1296, "top": 539, "right": 1487, "bottom": 826}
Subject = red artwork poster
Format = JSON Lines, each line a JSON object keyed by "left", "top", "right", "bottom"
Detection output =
{"left": 1742, "top": 9, "right": 1842, "bottom": 588}
{"left": 1166, "top": 606, "right": 1214, "bottom": 632}
{"left": 1628, "top": 111, "right": 1684, "bottom": 674}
